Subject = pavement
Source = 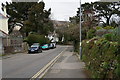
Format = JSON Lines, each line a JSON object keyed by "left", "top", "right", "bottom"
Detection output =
{"left": 43, "top": 47, "right": 89, "bottom": 79}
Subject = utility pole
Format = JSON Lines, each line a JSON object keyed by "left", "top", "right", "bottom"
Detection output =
{"left": 79, "top": 0, "right": 82, "bottom": 60}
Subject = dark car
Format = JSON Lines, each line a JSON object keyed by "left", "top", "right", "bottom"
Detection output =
{"left": 28, "top": 44, "right": 42, "bottom": 53}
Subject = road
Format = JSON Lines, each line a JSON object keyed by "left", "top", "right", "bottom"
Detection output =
{"left": 2, "top": 45, "right": 68, "bottom": 78}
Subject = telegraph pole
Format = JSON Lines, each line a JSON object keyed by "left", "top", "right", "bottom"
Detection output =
{"left": 79, "top": 0, "right": 82, "bottom": 60}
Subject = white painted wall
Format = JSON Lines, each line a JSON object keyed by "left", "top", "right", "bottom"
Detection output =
{"left": 0, "top": 18, "right": 8, "bottom": 34}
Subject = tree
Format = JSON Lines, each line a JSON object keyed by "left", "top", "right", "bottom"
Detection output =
{"left": 2, "top": 1, "right": 38, "bottom": 33}
{"left": 93, "top": 2, "right": 120, "bottom": 26}
{"left": 70, "top": 2, "right": 120, "bottom": 27}
{"left": 25, "top": 1, "right": 54, "bottom": 35}
{"left": 2, "top": 1, "right": 54, "bottom": 36}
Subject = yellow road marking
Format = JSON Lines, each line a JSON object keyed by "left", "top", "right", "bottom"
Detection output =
{"left": 30, "top": 47, "right": 67, "bottom": 79}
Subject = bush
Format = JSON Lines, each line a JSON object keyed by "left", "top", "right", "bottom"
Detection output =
{"left": 103, "top": 26, "right": 114, "bottom": 30}
{"left": 82, "top": 38, "right": 119, "bottom": 79}
{"left": 96, "top": 26, "right": 103, "bottom": 30}
{"left": 87, "top": 29, "right": 96, "bottom": 39}
{"left": 25, "top": 33, "right": 50, "bottom": 46}
{"left": 73, "top": 40, "right": 79, "bottom": 52}
{"left": 104, "top": 33, "right": 113, "bottom": 41}
{"left": 96, "top": 29, "right": 107, "bottom": 37}
{"left": 103, "top": 27, "right": 120, "bottom": 42}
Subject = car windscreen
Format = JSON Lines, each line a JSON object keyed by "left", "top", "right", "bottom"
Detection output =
{"left": 31, "top": 45, "right": 39, "bottom": 48}
{"left": 42, "top": 44, "right": 48, "bottom": 46}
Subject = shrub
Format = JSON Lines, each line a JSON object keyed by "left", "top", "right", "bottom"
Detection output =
{"left": 82, "top": 38, "right": 119, "bottom": 79}
{"left": 103, "top": 26, "right": 114, "bottom": 30}
{"left": 96, "top": 26, "right": 103, "bottom": 30}
{"left": 104, "top": 33, "right": 113, "bottom": 41}
{"left": 96, "top": 29, "right": 107, "bottom": 37}
{"left": 73, "top": 40, "right": 79, "bottom": 52}
{"left": 87, "top": 29, "right": 96, "bottom": 39}
{"left": 103, "top": 27, "right": 120, "bottom": 42}
{"left": 25, "top": 33, "right": 50, "bottom": 46}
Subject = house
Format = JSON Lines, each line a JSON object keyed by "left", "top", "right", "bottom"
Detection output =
{"left": 0, "top": 12, "right": 8, "bottom": 54}
{"left": 51, "top": 20, "right": 69, "bottom": 42}
{"left": 47, "top": 31, "right": 59, "bottom": 42}
{"left": 0, "top": 8, "right": 8, "bottom": 34}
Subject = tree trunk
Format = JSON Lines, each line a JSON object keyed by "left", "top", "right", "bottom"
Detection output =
{"left": 106, "top": 17, "right": 110, "bottom": 26}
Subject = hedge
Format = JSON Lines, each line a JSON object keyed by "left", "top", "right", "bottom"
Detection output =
{"left": 25, "top": 33, "right": 50, "bottom": 46}
{"left": 82, "top": 37, "right": 120, "bottom": 79}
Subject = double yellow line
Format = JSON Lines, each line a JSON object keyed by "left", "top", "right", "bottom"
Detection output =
{"left": 30, "top": 47, "right": 67, "bottom": 79}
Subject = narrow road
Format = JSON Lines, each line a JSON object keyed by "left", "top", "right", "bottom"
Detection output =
{"left": 2, "top": 45, "right": 67, "bottom": 78}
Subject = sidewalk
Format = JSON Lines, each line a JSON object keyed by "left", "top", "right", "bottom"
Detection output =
{"left": 43, "top": 49, "right": 89, "bottom": 79}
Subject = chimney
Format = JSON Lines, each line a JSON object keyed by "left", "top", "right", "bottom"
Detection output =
{"left": 3, "top": 6, "right": 7, "bottom": 17}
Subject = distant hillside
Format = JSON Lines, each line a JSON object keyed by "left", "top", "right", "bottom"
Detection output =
{"left": 52, "top": 20, "right": 69, "bottom": 29}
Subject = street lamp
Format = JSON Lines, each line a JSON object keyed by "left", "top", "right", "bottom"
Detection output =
{"left": 79, "top": 0, "right": 82, "bottom": 60}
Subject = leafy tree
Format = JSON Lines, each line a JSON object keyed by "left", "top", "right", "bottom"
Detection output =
{"left": 2, "top": 2, "right": 38, "bottom": 33}
{"left": 70, "top": 2, "right": 120, "bottom": 26}
{"left": 93, "top": 2, "right": 120, "bottom": 26}
{"left": 21, "top": 1, "right": 54, "bottom": 36}
{"left": 2, "top": 1, "right": 54, "bottom": 36}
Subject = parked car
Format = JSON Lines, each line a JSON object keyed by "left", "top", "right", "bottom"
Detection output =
{"left": 52, "top": 42, "right": 56, "bottom": 48}
{"left": 48, "top": 43, "right": 54, "bottom": 49}
{"left": 41, "top": 44, "right": 49, "bottom": 50}
{"left": 28, "top": 43, "right": 42, "bottom": 53}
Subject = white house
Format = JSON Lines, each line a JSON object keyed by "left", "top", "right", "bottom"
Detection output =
{"left": 47, "top": 31, "right": 59, "bottom": 43}
{"left": 0, "top": 13, "right": 8, "bottom": 34}
{"left": 0, "top": 8, "right": 8, "bottom": 54}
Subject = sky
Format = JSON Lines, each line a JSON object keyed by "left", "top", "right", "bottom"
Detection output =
{"left": 0, "top": 0, "right": 100, "bottom": 21}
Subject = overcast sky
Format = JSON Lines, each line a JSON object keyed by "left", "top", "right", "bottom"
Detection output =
{"left": 0, "top": 0, "right": 100, "bottom": 21}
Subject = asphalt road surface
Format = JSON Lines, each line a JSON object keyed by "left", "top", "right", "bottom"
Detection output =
{"left": 2, "top": 45, "right": 68, "bottom": 78}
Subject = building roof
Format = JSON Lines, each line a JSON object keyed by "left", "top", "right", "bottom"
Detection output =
{"left": 0, "top": 29, "right": 8, "bottom": 38}
{"left": 0, "top": 13, "right": 8, "bottom": 19}
{"left": 0, "top": 29, "right": 8, "bottom": 35}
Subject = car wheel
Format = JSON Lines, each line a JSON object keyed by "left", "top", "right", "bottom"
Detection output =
{"left": 39, "top": 49, "right": 42, "bottom": 53}
{"left": 40, "top": 50, "right": 42, "bottom": 53}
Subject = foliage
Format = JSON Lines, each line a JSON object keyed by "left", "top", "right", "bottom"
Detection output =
{"left": 96, "top": 26, "right": 103, "bottom": 30}
{"left": 110, "top": 21, "right": 119, "bottom": 28}
{"left": 2, "top": 2, "right": 38, "bottom": 33}
{"left": 87, "top": 28, "right": 96, "bottom": 39}
{"left": 73, "top": 40, "right": 79, "bottom": 52}
{"left": 93, "top": 2, "right": 120, "bottom": 26}
{"left": 104, "top": 33, "right": 113, "bottom": 41}
{"left": 25, "top": 33, "right": 50, "bottom": 46}
{"left": 2, "top": 1, "right": 54, "bottom": 36}
{"left": 82, "top": 38, "right": 120, "bottom": 79}
{"left": 103, "top": 26, "right": 114, "bottom": 30}
{"left": 104, "top": 27, "right": 120, "bottom": 42}
{"left": 70, "top": 2, "right": 120, "bottom": 27}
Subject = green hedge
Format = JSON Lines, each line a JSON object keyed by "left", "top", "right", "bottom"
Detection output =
{"left": 25, "top": 33, "right": 50, "bottom": 46}
{"left": 103, "top": 27, "right": 120, "bottom": 42}
{"left": 87, "top": 28, "right": 96, "bottom": 39}
{"left": 82, "top": 38, "right": 120, "bottom": 79}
